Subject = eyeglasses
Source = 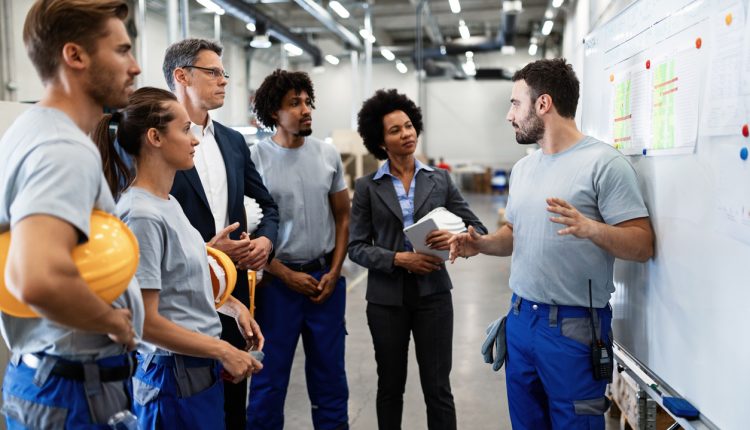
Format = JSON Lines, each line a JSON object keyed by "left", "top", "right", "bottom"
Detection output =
{"left": 181, "top": 65, "right": 229, "bottom": 80}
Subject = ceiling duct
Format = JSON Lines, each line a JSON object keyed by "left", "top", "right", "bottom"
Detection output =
{"left": 212, "top": 0, "right": 323, "bottom": 66}
{"left": 415, "top": 8, "right": 518, "bottom": 60}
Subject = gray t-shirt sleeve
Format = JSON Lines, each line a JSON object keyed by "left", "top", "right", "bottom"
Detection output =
{"left": 595, "top": 156, "right": 649, "bottom": 225}
{"left": 329, "top": 148, "right": 347, "bottom": 194}
{"left": 9, "top": 142, "right": 100, "bottom": 237}
{"left": 129, "top": 217, "right": 165, "bottom": 291}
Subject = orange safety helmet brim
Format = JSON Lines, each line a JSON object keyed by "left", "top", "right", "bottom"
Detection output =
{"left": 0, "top": 210, "right": 139, "bottom": 318}
{"left": 206, "top": 246, "right": 237, "bottom": 309}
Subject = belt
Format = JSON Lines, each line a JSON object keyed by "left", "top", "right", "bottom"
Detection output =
{"left": 21, "top": 353, "right": 135, "bottom": 382}
{"left": 281, "top": 252, "right": 333, "bottom": 273}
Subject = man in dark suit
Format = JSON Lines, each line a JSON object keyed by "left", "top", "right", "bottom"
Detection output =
{"left": 163, "top": 38, "right": 279, "bottom": 429}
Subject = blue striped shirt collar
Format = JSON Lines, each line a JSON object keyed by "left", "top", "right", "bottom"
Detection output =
{"left": 373, "top": 159, "right": 434, "bottom": 180}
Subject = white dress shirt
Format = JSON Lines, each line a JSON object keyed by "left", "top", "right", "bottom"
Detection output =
{"left": 191, "top": 116, "right": 229, "bottom": 235}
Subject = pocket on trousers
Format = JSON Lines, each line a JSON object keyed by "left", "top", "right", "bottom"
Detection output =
{"left": 560, "top": 317, "right": 599, "bottom": 347}
{"left": 174, "top": 366, "right": 215, "bottom": 398}
{"left": 1, "top": 394, "right": 68, "bottom": 428}
{"left": 133, "top": 377, "right": 161, "bottom": 406}
{"left": 573, "top": 396, "right": 610, "bottom": 415}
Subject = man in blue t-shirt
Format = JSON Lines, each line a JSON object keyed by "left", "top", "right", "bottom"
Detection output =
{"left": 246, "top": 69, "right": 350, "bottom": 430}
{"left": 451, "top": 58, "right": 655, "bottom": 430}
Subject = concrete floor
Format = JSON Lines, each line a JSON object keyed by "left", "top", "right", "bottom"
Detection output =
{"left": 277, "top": 193, "right": 619, "bottom": 429}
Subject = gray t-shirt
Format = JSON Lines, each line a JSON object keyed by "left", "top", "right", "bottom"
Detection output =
{"left": 117, "top": 187, "right": 221, "bottom": 355}
{"left": 505, "top": 136, "right": 649, "bottom": 308}
{"left": 251, "top": 136, "right": 346, "bottom": 263}
{"left": 0, "top": 106, "right": 144, "bottom": 360}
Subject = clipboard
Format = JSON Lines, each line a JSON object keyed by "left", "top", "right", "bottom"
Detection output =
{"left": 403, "top": 218, "right": 449, "bottom": 260}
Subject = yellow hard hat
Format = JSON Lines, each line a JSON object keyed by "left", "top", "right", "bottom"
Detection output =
{"left": 206, "top": 246, "right": 236, "bottom": 309}
{"left": 0, "top": 210, "right": 139, "bottom": 318}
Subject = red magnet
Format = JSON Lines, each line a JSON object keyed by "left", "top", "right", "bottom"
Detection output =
{"left": 646, "top": 60, "right": 651, "bottom": 69}
{"left": 743, "top": 124, "right": 749, "bottom": 137}
{"left": 695, "top": 37, "right": 702, "bottom": 49}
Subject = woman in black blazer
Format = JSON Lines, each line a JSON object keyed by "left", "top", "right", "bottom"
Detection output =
{"left": 348, "top": 89, "right": 487, "bottom": 430}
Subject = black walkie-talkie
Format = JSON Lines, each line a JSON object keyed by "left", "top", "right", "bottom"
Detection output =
{"left": 589, "top": 279, "right": 613, "bottom": 382}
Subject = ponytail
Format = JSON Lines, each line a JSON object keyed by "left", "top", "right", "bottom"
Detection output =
{"left": 93, "top": 112, "right": 133, "bottom": 200}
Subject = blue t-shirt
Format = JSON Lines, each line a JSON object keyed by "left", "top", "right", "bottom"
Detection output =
{"left": 505, "top": 136, "right": 649, "bottom": 307}
{"left": 0, "top": 106, "right": 144, "bottom": 360}
{"left": 250, "top": 136, "right": 346, "bottom": 263}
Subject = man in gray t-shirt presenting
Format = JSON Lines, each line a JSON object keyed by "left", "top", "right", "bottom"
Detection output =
{"left": 0, "top": 1, "right": 144, "bottom": 427}
{"left": 451, "top": 59, "right": 655, "bottom": 430}
{"left": 246, "top": 70, "right": 350, "bottom": 430}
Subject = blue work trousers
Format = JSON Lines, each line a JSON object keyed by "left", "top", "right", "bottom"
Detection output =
{"left": 505, "top": 294, "right": 612, "bottom": 430}
{"left": 132, "top": 354, "right": 225, "bottom": 430}
{"left": 2, "top": 353, "right": 133, "bottom": 429}
{"left": 247, "top": 269, "right": 348, "bottom": 430}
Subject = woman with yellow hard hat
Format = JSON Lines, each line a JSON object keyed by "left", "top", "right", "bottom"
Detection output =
{"left": 93, "top": 87, "right": 263, "bottom": 429}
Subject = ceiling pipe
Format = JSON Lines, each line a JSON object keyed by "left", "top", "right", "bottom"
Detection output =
{"left": 413, "top": 8, "right": 517, "bottom": 61}
{"left": 291, "top": 0, "right": 362, "bottom": 50}
{"left": 212, "top": 0, "right": 323, "bottom": 66}
{"left": 410, "top": 0, "right": 444, "bottom": 46}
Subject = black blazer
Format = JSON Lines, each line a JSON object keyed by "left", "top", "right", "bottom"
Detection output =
{"left": 348, "top": 167, "right": 487, "bottom": 306}
{"left": 170, "top": 120, "right": 279, "bottom": 307}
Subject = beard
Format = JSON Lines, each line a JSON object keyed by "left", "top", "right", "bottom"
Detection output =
{"left": 513, "top": 108, "right": 545, "bottom": 145}
{"left": 295, "top": 128, "right": 313, "bottom": 137}
{"left": 86, "top": 61, "right": 132, "bottom": 109}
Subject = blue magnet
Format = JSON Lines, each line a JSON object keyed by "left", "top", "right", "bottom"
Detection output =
{"left": 642, "top": 148, "right": 647, "bottom": 156}
{"left": 741, "top": 147, "right": 748, "bottom": 161}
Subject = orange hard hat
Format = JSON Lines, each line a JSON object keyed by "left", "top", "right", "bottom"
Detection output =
{"left": 206, "top": 246, "right": 236, "bottom": 309}
{"left": 0, "top": 210, "right": 139, "bottom": 318}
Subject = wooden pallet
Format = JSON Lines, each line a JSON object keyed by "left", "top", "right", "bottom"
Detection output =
{"left": 608, "top": 370, "right": 675, "bottom": 430}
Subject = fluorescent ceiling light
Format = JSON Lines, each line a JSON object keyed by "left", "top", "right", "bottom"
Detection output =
{"left": 501, "top": 45, "right": 516, "bottom": 55}
{"left": 449, "top": 0, "right": 461, "bottom": 14}
{"left": 284, "top": 43, "right": 303, "bottom": 56}
{"left": 528, "top": 44, "right": 538, "bottom": 56}
{"left": 246, "top": 22, "right": 256, "bottom": 32}
{"left": 325, "top": 55, "right": 340, "bottom": 65}
{"left": 250, "top": 34, "right": 272, "bottom": 48}
{"left": 231, "top": 126, "right": 258, "bottom": 135}
{"left": 552, "top": 0, "right": 564, "bottom": 7}
{"left": 502, "top": 0, "right": 522, "bottom": 12}
{"left": 545, "top": 9, "right": 554, "bottom": 19}
{"left": 329, "top": 1, "right": 350, "bottom": 19}
{"left": 380, "top": 48, "right": 395, "bottom": 61}
{"left": 359, "top": 29, "right": 376, "bottom": 43}
{"left": 541, "top": 20, "right": 554, "bottom": 35}
{"left": 196, "top": 0, "right": 225, "bottom": 15}
{"left": 458, "top": 20, "right": 470, "bottom": 40}
{"left": 396, "top": 61, "right": 408, "bottom": 74}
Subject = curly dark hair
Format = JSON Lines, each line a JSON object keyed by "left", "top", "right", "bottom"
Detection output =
{"left": 512, "top": 58, "right": 579, "bottom": 119}
{"left": 357, "top": 89, "right": 423, "bottom": 160}
{"left": 254, "top": 69, "right": 315, "bottom": 130}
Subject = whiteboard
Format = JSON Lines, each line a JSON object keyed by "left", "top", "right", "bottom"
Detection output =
{"left": 581, "top": 1, "right": 750, "bottom": 429}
